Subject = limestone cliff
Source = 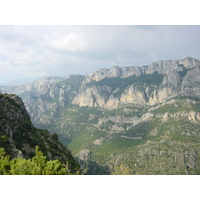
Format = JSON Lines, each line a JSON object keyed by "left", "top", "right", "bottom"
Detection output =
{"left": 72, "top": 57, "right": 200, "bottom": 109}
{"left": 0, "top": 77, "right": 63, "bottom": 96}
{"left": 1, "top": 57, "right": 200, "bottom": 121}
{"left": 83, "top": 57, "right": 200, "bottom": 84}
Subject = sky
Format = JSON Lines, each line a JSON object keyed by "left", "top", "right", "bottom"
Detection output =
{"left": 0, "top": 25, "right": 200, "bottom": 84}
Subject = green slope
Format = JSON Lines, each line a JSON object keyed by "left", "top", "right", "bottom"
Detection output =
{"left": 0, "top": 93, "right": 80, "bottom": 174}
{"left": 50, "top": 96, "right": 200, "bottom": 175}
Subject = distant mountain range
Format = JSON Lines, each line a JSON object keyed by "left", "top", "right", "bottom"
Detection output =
{"left": 1, "top": 79, "right": 35, "bottom": 86}
{"left": 1, "top": 56, "right": 200, "bottom": 174}
{"left": 1, "top": 76, "right": 69, "bottom": 86}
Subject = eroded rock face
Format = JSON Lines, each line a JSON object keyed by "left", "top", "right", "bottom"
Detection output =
{"left": 82, "top": 57, "right": 200, "bottom": 84}
{"left": 148, "top": 87, "right": 177, "bottom": 105}
{"left": 181, "top": 66, "right": 200, "bottom": 97}
{"left": 1, "top": 57, "right": 200, "bottom": 125}
{"left": 77, "top": 149, "right": 91, "bottom": 161}
{"left": 162, "top": 70, "right": 181, "bottom": 87}
{"left": 0, "top": 77, "right": 63, "bottom": 95}
{"left": 72, "top": 57, "right": 200, "bottom": 109}
{"left": 120, "top": 85, "right": 147, "bottom": 105}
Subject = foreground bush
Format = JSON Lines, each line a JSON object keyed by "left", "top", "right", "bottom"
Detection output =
{"left": 0, "top": 146, "right": 79, "bottom": 175}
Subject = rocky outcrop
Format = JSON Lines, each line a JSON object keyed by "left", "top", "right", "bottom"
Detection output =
{"left": 120, "top": 85, "right": 147, "bottom": 105}
{"left": 148, "top": 87, "right": 178, "bottom": 105}
{"left": 157, "top": 111, "right": 200, "bottom": 123}
{"left": 96, "top": 112, "right": 154, "bottom": 133}
{"left": 72, "top": 84, "right": 149, "bottom": 108}
{"left": 0, "top": 77, "right": 63, "bottom": 95}
{"left": 181, "top": 66, "right": 200, "bottom": 97}
{"left": 72, "top": 85, "right": 110, "bottom": 107}
{"left": 1, "top": 57, "right": 200, "bottom": 125}
{"left": 72, "top": 57, "right": 200, "bottom": 108}
{"left": 82, "top": 57, "right": 200, "bottom": 84}
{"left": 0, "top": 93, "right": 80, "bottom": 171}
{"left": 77, "top": 149, "right": 91, "bottom": 161}
{"left": 162, "top": 70, "right": 181, "bottom": 87}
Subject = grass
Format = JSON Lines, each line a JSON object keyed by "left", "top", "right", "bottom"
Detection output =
{"left": 151, "top": 100, "right": 196, "bottom": 114}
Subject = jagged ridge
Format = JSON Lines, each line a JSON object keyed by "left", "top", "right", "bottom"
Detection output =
{"left": 1, "top": 57, "right": 200, "bottom": 174}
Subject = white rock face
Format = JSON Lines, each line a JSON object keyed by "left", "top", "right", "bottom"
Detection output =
{"left": 181, "top": 66, "right": 200, "bottom": 97}
{"left": 0, "top": 77, "right": 63, "bottom": 95}
{"left": 120, "top": 85, "right": 147, "bottom": 105}
{"left": 155, "top": 110, "right": 200, "bottom": 123}
{"left": 82, "top": 57, "right": 200, "bottom": 84}
{"left": 72, "top": 57, "right": 200, "bottom": 109}
{"left": 77, "top": 149, "right": 91, "bottom": 161}
{"left": 1, "top": 57, "right": 200, "bottom": 125}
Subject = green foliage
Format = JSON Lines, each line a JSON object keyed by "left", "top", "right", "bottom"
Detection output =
{"left": 0, "top": 146, "right": 78, "bottom": 175}
{"left": 0, "top": 148, "right": 11, "bottom": 175}
{"left": 111, "top": 164, "right": 131, "bottom": 175}
{"left": 0, "top": 134, "right": 9, "bottom": 149}
{"left": 51, "top": 133, "right": 59, "bottom": 141}
{"left": 0, "top": 93, "right": 81, "bottom": 174}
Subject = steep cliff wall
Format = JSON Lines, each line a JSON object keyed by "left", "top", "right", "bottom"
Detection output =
{"left": 82, "top": 57, "right": 200, "bottom": 84}
{"left": 1, "top": 57, "right": 200, "bottom": 121}
{"left": 72, "top": 57, "right": 200, "bottom": 109}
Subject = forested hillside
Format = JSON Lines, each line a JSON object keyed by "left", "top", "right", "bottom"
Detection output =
{"left": 0, "top": 93, "right": 80, "bottom": 175}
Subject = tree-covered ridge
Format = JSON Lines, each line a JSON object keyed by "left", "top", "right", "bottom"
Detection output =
{"left": 0, "top": 93, "right": 80, "bottom": 174}
{"left": 0, "top": 146, "right": 80, "bottom": 175}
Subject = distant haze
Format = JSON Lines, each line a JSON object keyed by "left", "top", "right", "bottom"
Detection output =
{"left": 0, "top": 25, "right": 200, "bottom": 84}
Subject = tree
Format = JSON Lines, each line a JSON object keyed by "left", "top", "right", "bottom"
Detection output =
{"left": 0, "top": 148, "right": 11, "bottom": 175}
{"left": 10, "top": 158, "right": 35, "bottom": 175}
{"left": 0, "top": 146, "right": 70, "bottom": 175}
{"left": 51, "top": 133, "right": 59, "bottom": 141}
{"left": 31, "top": 145, "right": 47, "bottom": 174}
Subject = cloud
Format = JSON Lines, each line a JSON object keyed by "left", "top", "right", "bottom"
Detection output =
{"left": 44, "top": 31, "right": 87, "bottom": 52}
{"left": 0, "top": 59, "right": 14, "bottom": 72}
{"left": 0, "top": 25, "right": 200, "bottom": 84}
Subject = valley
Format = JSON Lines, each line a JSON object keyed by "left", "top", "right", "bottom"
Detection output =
{"left": 1, "top": 56, "right": 200, "bottom": 174}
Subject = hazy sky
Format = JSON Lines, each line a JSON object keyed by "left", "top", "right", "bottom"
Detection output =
{"left": 0, "top": 25, "right": 200, "bottom": 84}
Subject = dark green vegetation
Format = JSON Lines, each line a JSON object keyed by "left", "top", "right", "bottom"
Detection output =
{"left": 0, "top": 93, "right": 80, "bottom": 174}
